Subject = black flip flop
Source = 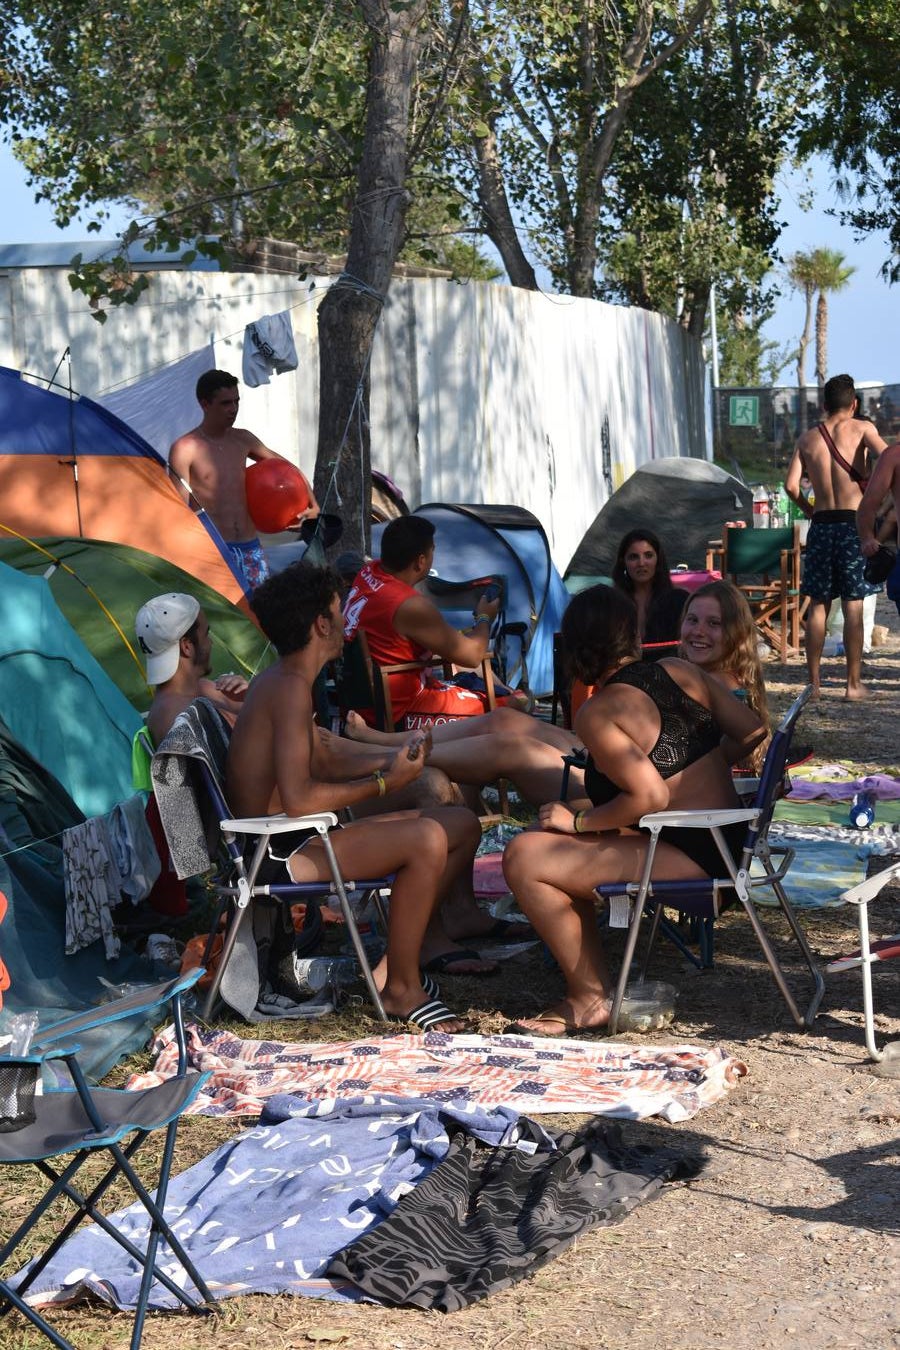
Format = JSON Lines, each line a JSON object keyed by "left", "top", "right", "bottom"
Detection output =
{"left": 421, "top": 948, "right": 500, "bottom": 976}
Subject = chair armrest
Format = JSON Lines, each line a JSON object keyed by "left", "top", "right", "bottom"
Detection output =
{"left": 379, "top": 660, "right": 431, "bottom": 676}
{"left": 839, "top": 862, "right": 900, "bottom": 908}
{"left": 638, "top": 807, "right": 757, "bottom": 829}
{"left": 220, "top": 811, "right": 339, "bottom": 835}
{"left": 32, "top": 969, "right": 206, "bottom": 1049}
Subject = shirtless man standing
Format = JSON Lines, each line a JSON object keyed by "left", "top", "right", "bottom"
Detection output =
{"left": 858, "top": 441, "right": 900, "bottom": 617}
{"left": 785, "top": 373, "right": 886, "bottom": 698}
{"left": 169, "top": 369, "right": 318, "bottom": 592}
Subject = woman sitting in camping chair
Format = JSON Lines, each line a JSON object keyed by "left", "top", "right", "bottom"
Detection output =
{"left": 501, "top": 584, "right": 765, "bottom": 1038}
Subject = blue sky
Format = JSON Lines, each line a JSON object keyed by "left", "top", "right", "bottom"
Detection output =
{"left": 1, "top": 143, "right": 896, "bottom": 384}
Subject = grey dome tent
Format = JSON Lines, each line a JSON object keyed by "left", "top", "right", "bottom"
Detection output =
{"left": 565, "top": 459, "right": 753, "bottom": 581}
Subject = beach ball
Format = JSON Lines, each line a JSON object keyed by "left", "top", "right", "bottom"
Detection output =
{"left": 245, "top": 459, "right": 311, "bottom": 533}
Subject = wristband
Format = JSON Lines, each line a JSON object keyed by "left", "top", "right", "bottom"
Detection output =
{"left": 470, "top": 613, "right": 491, "bottom": 628}
{"left": 372, "top": 770, "right": 386, "bottom": 797}
{"left": 573, "top": 810, "right": 588, "bottom": 834}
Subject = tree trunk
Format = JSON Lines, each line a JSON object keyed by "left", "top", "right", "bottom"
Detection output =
{"left": 314, "top": 0, "right": 427, "bottom": 556}
{"left": 796, "top": 284, "right": 813, "bottom": 434}
{"left": 475, "top": 119, "right": 538, "bottom": 290}
{"left": 814, "top": 290, "right": 828, "bottom": 392}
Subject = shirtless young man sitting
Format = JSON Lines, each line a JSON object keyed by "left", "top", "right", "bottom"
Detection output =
{"left": 785, "top": 373, "right": 886, "bottom": 699}
{"left": 226, "top": 559, "right": 484, "bottom": 1032}
{"left": 169, "top": 369, "right": 318, "bottom": 592}
{"left": 135, "top": 592, "right": 248, "bottom": 745}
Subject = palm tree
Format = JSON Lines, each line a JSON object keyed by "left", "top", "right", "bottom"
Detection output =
{"left": 811, "top": 248, "right": 855, "bottom": 391}
{"left": 787, "top": 250, "right": 818, "bottom": 434}
{"left": 788, "top": 247, "right": 856, "bottom": 431}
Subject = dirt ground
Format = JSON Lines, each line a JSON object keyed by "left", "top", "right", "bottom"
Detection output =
{"left": 3, "top": 600, "right": 899, "bottom": 1350}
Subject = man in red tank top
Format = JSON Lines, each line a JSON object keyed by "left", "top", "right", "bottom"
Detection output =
{"left": 343, "top": 517, "right": 503, "bottom": 728}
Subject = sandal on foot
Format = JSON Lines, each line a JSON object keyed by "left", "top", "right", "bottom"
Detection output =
{"left": 503, "top": 1008, "right": 609, "bottom": 1039}
{"left": 421, "top": 948, "right": 500, "bottom": 976}
{"left": 386, "top": 998, "right": 462, "bottom": 1033}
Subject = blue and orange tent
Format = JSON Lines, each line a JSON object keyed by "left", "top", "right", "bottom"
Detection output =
{"left": 0, "top": 365, "right": 251, "bottom": 613}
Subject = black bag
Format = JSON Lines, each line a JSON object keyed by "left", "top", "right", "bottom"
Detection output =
{"left": 863, "top": 545, "right": 897, "bottom": 585}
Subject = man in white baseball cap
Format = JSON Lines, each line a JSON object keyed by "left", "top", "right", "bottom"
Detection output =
{"left": 135, "top": 593, "right": 247, "bottom": 744}
{"left": 135, "top": 593, "right": 201, "bottom": 686}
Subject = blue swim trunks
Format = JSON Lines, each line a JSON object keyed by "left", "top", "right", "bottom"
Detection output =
{"left": 227, "top": 538, "right": 270, "bottom": 593}
{"left": 802, "top": 511, "right": 880, "bottom": 602}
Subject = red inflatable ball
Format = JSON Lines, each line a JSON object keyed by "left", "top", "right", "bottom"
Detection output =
{"left": 245, "top": 459, "right": 311, "bottom": 533}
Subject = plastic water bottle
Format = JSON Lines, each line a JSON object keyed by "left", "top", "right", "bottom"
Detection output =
{"left": 752, "top": 484, "right": 770, "bottom": 528}
{"left": 848, "top": 791, "right": 876, "bottom": 829}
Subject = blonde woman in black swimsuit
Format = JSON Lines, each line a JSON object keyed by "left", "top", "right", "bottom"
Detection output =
{"left": 502, "top": 584, "right": 765, "bottom": 1037}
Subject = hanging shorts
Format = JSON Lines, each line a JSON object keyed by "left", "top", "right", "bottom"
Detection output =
{"left": 801, "top": 511, "right": 880, "bottom": 602}
{"left": 228, "top": 538, "right": 271, "bottom": 593}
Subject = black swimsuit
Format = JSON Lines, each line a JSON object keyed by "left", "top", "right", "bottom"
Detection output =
{"left": 584, "top": 662, "right": 747, "bottom": 876}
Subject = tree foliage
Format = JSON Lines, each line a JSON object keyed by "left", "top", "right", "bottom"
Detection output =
{"left": 791, "top": 0, "right": 900, "bottom": 280}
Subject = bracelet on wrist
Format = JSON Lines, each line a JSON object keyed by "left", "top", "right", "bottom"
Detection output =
{"left": 371, "top": 769, "right": 386, "bottom": 798}
{"left": 573, "top": 810, "right": 588, "bottom": 834}
{"left": 469, "top": 613, "right": 491, "bottom": 628}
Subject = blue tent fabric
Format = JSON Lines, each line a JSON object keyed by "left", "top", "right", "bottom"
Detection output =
{"left": 0, "top": 364, "right": 170, "bottom": 461}
{"left": 0, "top": 562, "right": 141, "bottom": 817}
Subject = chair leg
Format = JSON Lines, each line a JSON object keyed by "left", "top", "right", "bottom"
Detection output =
{"left": 318, "top": 831, "right": 387, "bottom": 1021}
{"left": 0, "top": 1281, "right": 75, "bottom": 1350}
{"left": 857, "top": 898, "right": 884, "bottom": 1062}
{"left": 736, "top": 870, "right": 826, "bottom": 1029}
{"left": 608, "top": 832, "right": 662, "bottom": 1035}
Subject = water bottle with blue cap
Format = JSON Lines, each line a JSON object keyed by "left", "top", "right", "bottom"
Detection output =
{"left": 848, "top": 791, "right": 876, "bottom": 829}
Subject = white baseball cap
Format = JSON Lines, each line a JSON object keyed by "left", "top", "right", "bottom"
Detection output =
{"left": 135, "top": 593, "right": 201, "bottom": 685}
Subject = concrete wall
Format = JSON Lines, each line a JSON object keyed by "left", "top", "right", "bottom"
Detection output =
{"left": 0, "top": 266, "right": 709, "bottom": 572}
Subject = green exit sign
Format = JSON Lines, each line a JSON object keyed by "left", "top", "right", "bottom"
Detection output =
{"left": 729, "top": 396, "right": 760, "bottom": 427}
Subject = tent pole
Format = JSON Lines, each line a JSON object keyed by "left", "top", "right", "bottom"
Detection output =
{"left": 63, "top": 348, "right": 85, "bottom": 538}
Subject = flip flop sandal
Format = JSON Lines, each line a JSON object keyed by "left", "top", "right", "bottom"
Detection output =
{"left": 421, "top": 948, "right": 500, "bottom": 976}
{"left": 503, "top": 1009, "right": 608, "bottom": 1039}
{"left": 385, "top": 998, "right": 462, "bottom": 1032}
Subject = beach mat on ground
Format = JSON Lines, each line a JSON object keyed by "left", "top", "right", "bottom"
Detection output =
{"left": 758, "top": 832, "right": 873, "bottom": 909}
{"left": 127, "top": 1023, "right": 746, "bottom": 1121}
{"left": 20, "top": 1096, "right": 699, "bottom": 1312}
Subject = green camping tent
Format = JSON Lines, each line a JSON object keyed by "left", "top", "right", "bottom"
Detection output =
{"left": 0, "top": 536, "right": 274, "bottom": 712}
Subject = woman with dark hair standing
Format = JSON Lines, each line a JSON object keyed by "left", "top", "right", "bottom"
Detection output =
{"left": 612, "top": 528, "right": 687, "bottom": 649}
{"left": 569, "top": 528, "right": 688, "bottom": 722}
{"left": 502, "top": 584, "right": 765, "bottom": 1037}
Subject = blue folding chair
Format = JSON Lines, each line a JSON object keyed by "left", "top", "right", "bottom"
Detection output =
{"left": 597, "top": 685, "right": 826, "bottom": 1035}
{"left": 0, "top": 969, "right": 213, "bottom": 1350}
{"left": 152, "top": 698, "right": 393, "bottom": 1022}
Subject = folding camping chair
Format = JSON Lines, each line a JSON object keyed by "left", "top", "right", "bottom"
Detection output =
{"left": 151, "top": 698, "right": 392, "bottom": 1022}
{"left": 337, "top": 634, "right": 511, "bottom": 816}
{"left": 597, "top": 685, "right": 825, "bottom": 1036}
{"left": 826, "top": 861, "right": 900, "bottom": 1062}
{"left": 0, "top": 969, "right": 214, "bottom": 1350}
{"left": 705, "top": 525, "right": 804, "bottom": 661}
